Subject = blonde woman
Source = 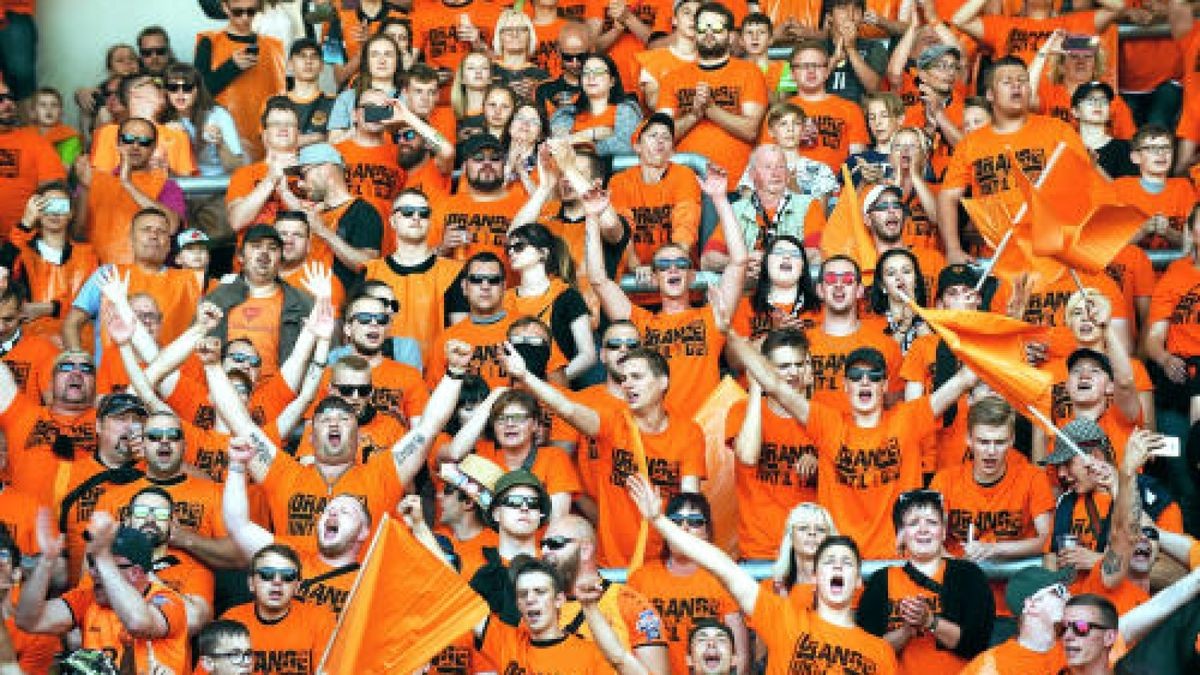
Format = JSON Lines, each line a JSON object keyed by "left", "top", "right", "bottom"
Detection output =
{"left": 490, "top": 9, "right": 548, "bottom": 103}
{"left": 770, "top": 502, "right": 837, "bottom": 602}
{"left": 450, "top": 50, "right": 492, "bottom": 121}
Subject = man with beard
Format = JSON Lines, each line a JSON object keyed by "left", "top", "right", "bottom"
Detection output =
{"left": 336, "top": 293, "right": 430, "bottom": 426}
{"left": 115, "top": 487, "right": 215, "bottom": 634}
{"left": 17, "top": 511, "right": 190, "bottom": 674}
{"left": 536, "top": 21, "right": 590, "bottom": 115}
{"left": 0, "top": 78, "right": 66, "bottom": 236}
{"left": 281, "top": 143, "right": 382, "bottom": 290}
{"left": 219, "top": 544, "right": 334, "bottom": 674}
{"left": 95, "top": 410, "right": 242, "bottom": 570}
{"left": 363, "top": 188, "right": 464, "bottom": 363}
{"left": 204, "top": 224, "right": 315, "bottom": 379}
{"left": 658, "top": 2, "right": 766, "bottom": 183}
{"left": 701, "top": 144, "right": 825, "bottom": 274}
{"left": 333, "top": 89, "right": 405, "bottom": 232}
{"left": 433, "top": 134, "right": 528, "bottom": 264}
{"left": 136, "top": 26, "right": 175, "bottom": 78}
{"left": 227, "top": 97, "right": 301, "bottom": 233}
{"left": 294, "top": 354, "right": 410, "bottom": 463}
{"left": 862, "top": 184, "right": 945, "bottom": 291}
{"left": 539, "top": 514, "right": 670, "bottom": 675}
{"left": 212, "top": 337, "right": 472, "bottom": 547}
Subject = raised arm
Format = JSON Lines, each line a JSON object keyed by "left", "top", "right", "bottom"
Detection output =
{"left": 14, "top": 509, "right": 73, "bottom": 635}
{"left": 1101, "top": 304, "right": 1141, "bottom": 424}
{"left": 95, "top": 265, "right": 159, "bottom": 363}
{"left": 199, "top": 337, "right": 277, "bottom": 481}
{"left": 85, "top": 511, "right": 171, "bottom": 638}
{"left": 627, "top": 474, "right": 760, "bottom": 614}
{"left": 928, "top": 365, "right": 979, "bottom": 418}
{"left": 511, "top": 147, "right": 558, "bottom": 230}
{"left": 1119, "top": 564, "right": 1200, "bottom": 644}
{"left": 143, "top": 308, "right": 219, "bottom": 393}
{"left": 951, "top": 0, "right": 987, "bottom": 40}
{"left": 576, "top": 576, "right": 651, "bottom": 675}
{"left": 278, "top": 263, "right": 334, "bottom": 392}
{"left": 389, "top": 99, "right": 455, "bottom": 174}
{"left": 390, "top": 340, "right": 473, "bottom": 485}
{"left": 505, "top": 342, "right": 602, "bottom": 438}
{"left": 584, "top": 189, "right": 634, "bottom": 321}
{"left": 221, "top": 437, "right": 275, "bottom": 562}
{"left": 702, "top": 166, "right": 749, "bottom": 314}
{"left": 887, "top": 17, "right": 919, "bottom": 90}
{"left": 276, "top": 298, "right": 335, "bottom": 439}
{"left": 443, "top": 387, "right": 507, "bottom": 462}
{"left": 1099, "top": 430, "right": 1157, "bottom": 587}
{"left": 733, "top": 380, "right": 765, "bottom": 466}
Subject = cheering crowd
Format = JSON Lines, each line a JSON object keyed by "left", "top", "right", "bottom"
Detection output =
{"left": 3, "top": 0, "right": 1200, "bottom": 672}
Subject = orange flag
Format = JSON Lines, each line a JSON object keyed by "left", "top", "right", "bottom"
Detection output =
{"left": 908, "top": 305, "right": 1053, "bottom": 424}
{"left": 820, "top": 166, "right": 877, "bottom": 280}
{"left": 962, "top": 197, "right": 1065, "bottom": 286}
{"left": 693, "top": 376, "right": 747, "bottom": 555}
{"left": 622, "top": 409, "right": 652, "bottom": 573}
{"left": 319, "top": 514, "right": 489, "bottom": 675}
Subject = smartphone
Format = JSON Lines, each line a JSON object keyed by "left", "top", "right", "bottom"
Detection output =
{"left": 1151, "top": 435, "right": 1181, "bottom": 458}
{"left": 1062, "top": 35, "right": 1098, "bottom": 52}
{"left": 246, "top": 43, "right": 260, "bottom": 55}
{"left": 363, "top": 104, "right": 394, "bottom": 123}
{"left": 44, "top": 197, "right": 71, "bottom": 215}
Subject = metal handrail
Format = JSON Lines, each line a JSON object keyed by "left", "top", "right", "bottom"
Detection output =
{"left": 599, "top": 556, "right": 1042, "bottom": 583}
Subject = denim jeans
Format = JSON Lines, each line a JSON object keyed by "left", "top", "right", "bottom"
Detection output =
{"left": 0, "top": 12, "right": 38, "bottom": 99}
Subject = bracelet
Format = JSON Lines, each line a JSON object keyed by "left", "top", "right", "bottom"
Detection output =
{"left": 310, "top": 359, "right": 327, "bottom": 369}
{"left": 928, "top": 614, "right": 939, "bottom": 633}
{"left": 446, "top": 368, "right": 466, "bottom": 380}
{"left": 227, "top": 463, "right": 246, "bottom": 474}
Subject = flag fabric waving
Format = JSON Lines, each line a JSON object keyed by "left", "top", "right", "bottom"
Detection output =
{"left": 319, "top": 514, "right": 489, "bottom": 675}
{"left": 820, "top": 165, "right": 877, "bottom": 279}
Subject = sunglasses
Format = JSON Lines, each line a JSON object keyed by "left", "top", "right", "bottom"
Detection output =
{"left": 604, "top": 338, "right": 641, "bottom": 350}
{"left": 210, "top": 650, "right": 254, "bottom": 664}
{"left": 509, "top": 336, "right": 546, "bottom": 347}
{"left": 0, "top": 92, "right": 16, "bottom": 104}
{"left": 130, "top": 505, "right": 172, "bottom": 521}
{"left": 560, "top": 51, "right": 586, "bottom": 63}
{"left": 56, "top": 361, "right": 96, "bottom": 374}
{"left": 669, "top": 513, "right": 708, "bottom": 527}
{"left": 141, "top": 47, "right": 170, "bottom": 57}
{"left": 397, "top": 128, "right": 419, "bottom": 142}
{"left": 499, "top": 494, "right": 542, "bottom": 510}
{"left": 394, "top": 205, "right": 432, "bottom": 218}
{"left": 470, "top": 151, "right": 504, "bottom": 163}
{"left": 228, "top": 352, "right": 262, "bottom": 367}
{"left": 652, "top": 257, "right": 692, "bottom": 271}
{"left": 335, "top": 384, "right": 373, "bottom": 398}
{"left": 351, "top": 312, "right": 390, "bottom": 326}
{"left": 118, "top": 133, "right": 155, "bottom": 147}
{"left": 822, "top": 271, "right": 857, "bottom": 286}
{"left": 467, "top": 274, "right": 504, "bottom": 286}
{"left": 845, "top": 366, "right": 885, "bottom": 383}
{"left": 495, "top": 412, "right": 534, "bottom": 425}
{"left": 770, "top": 248, "right": 804, "bottom": 260}
{"left": 1056, "top": 620, "right": 1112, "bottom": 638}
{"left": 506, "top": 241, "right": 530, "bottom": 254}
{"left": 229, "top": 7, "right": 259, "bottom": 17}
{"left": 868, "top": 201, "right": 904, "bottom": 212}
{"left": 165, "top": 82, "right": 195, "bottom": 93}
{"left": 146, "top": 427, "right": 184, "bottom": 442}
{"left": 254, "top": 566, "right": 299, "bottom": 583}
{"left": 541, "top": 535, "right": 575, "bottom": 551}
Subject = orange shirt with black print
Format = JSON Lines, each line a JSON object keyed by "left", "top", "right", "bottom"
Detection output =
{"left": 627, "top": 561, "right": 740, "bottom": 675}
{"left": 221, "top": 599, "right": 336, "bottom": 675}
{"left": 195, "top": 30, "right": 288, "bottom": 160}
{"left": 663, "top": 57, "right": 768, "bottom": 181}
{"left": 0, "top": 392, "right": 96, "bottom": 500}
{"left": 428, "top": 188, "right": 529, "bottom": 264}
{"left": 362, "top": 254, "right": 465, "bottom": 364}
{"left": 609, "top": 162, "right": 702, "bottom": 269}
{"left": 85, "top": 169, "right": 180, "bottom": 266}
{"left": 334, "top": 139, "right": 406, "bottom": 254}
{"left": 410, "top": 0, "right": 505, "bottom": 74}
{"left": 1149, "top": 257, "right": 1200, "bottom": 357}
{"left": 0, "top": 127, "right": 67, "bottom": 237}
{"left": 806, "top": 319, "right": 904, "bottom": 415}
{"left": 788, "top": 94, "right": 871, "bottom": 173}
{"left": 91, "top": 123, "right": 196, "bottom": 178}
{"left": 62, "top": 579, "right": 190, "bottom": 674}
{"left": 752, "top": 589, "right": 899, "bottom": 675}
{"left": 629, "top": 304, "right": 724, "bottom": 416}
{"left": 1112, "top": 176, "right": 1196, "bottom": 251}
{"left": 0, "top": 331, "right": 58, "bottom": 405}
{"left": 424, "top": 312, "right": 568, "bottom": 390}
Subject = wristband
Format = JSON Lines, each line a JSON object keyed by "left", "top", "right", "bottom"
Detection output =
{"left": 227, "top": 463, "right": 246, "bottom": 474}
{"left": 446, "top": 368, "right": 466, "bottom": 380}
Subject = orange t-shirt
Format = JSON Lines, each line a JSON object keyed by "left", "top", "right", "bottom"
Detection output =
{"left": 530, "top": 16, "right": 568, "bottom": 77}
{"left": 629, "top": 304, "right": 724, "bottom": 417}
{"left": 425, "top": 313, "right": 512, "bottom": 390}
{"left": 288, "top": 543, "right": 361, "bottom": 619}
{"left": 1037, "top": 79, "right": 1136, "bottom": 140}
{"left": 294, "top": 408, "right": 409, "bottom": 465}
{"left": 591, "top": 407, "right": 707, "bottom": 567}
{"left": 410, "top": 0, "right": 505, "bottom": 74}
{"left": 476, "top": 444, "right": 583, "bottom": 499}
{"left": 90, "top": 123, "right": 196, "bottom": 178}
{"left": 806, "top": 320, "right": 904, "bottom": 414}
{"left": 334, "top": 139, "right": 406, "bottom": 253}
{"left": 636, "top": 47, "right": 691, "bottom": 103}
{"left": 5, "top": 615, "right": 59, "bottom": 675}
{"left": 978, "top": 12, "right": 1102, "bottom": 67}
{"left": 195, "top": 31, "right": 288, "bottom": 160}
{"left": 960, "top": 637, "right": 1066, "bottom": 675}
{"left": 154, "top": 548, "right": 216, "bottom": 610}
{"left": 992, "top": 267, "right": 1128, "bottom": 359}
{"left": 873, "top": 564, "right": 970, "bottom": 673}
{"left": 0, "top": 487, "right": 42, "bottom": 554}
{"left": 478, "top": 618, "right": 612, "bottom": 673}
{"left": 627, "top": 561, "right": 740, "bottom": 675}
{"left": 730, "top": 297, "right": 821, "bottom": 344}
{"left": 752, "top": 590, "right": 899, "bottom": 675}
{"left": 226, "top": 289, "right": 284, "bottom": 378}
{"left": 0, "top": 393, "right": 96, "bottom": 500}
{"left": 898, "top": 333, "right": 969, "bottom": 473}
{"left": 663, "top": 57, "right": 769, "bottom": 181}
{"left": 61, "top": 580, "right": 190, "bottom": 675}
{"left": 1, "top": 332, "right": 58, "bottom": 405}
{"left": 807, "top": 399, "right": 936, "bottom": 560}
{"left": 403, "top": 157, "right": 453, "bottom": 200}
{"left": 599, "top": 0, "right": 674, "bottom": 96}
{"left": 566, "top": 383, "right": 628, "bottom": 500}
{"left": 1112, "top": 177, "right": 1195, "bottom": 251}
{"left": 85, "top": 169, "right": 175, "bottom": 265}
{"left": 1075, "top": 566, "right": 1150, "bottom": 616}
{"left": 429, "top": 189, "right": 530, "bottom": 264}
{"left": 724, "top": 399, "right": 818, "bottom": 560}
{"left": 361, "top": 254, "right": 464, "bottom": 365}
{"left": 11, "top": 239, "right": 100, "bottom": 341}
{"left": 609, "top": 162, "right": 702, "bottom": 267}
{"left": 1105, "top": 244, "right": 1155, "bottom": 321}
{"left": 167, "top": 370, "right": 293, "bottom": 432}
{"left": 1046, "top": 355, "right": 1152, "bottom": 432}
{"left": 0, "top": 127, "right": 68, "bottom": 237}
{"left": 221, "top": 600, "right": 336, "bottom": 674}
{"left": 225, "top": 161, "right": 283, "bottom": 226}
{"left": 788, "top": 94, "right": 871, "bottom": 173}
{"left": 95, "top": 473, "right": 228, "bottom": 540}
{"left": 1148, "top": 258, "right": 1200, "bottom": 357}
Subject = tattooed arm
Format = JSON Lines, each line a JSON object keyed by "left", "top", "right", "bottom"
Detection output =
{"left": 1100, "top": 429, "right": 1158, "bottom": 587}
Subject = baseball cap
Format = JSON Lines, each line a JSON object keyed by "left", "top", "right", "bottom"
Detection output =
{"left": 242, "top": 223, "right": 284, "bottom": 247}
{"left": 844, "top": 347, "right": 886, "bottom": 374}
{"left": 917, "top": 44, "right": 962, "bottom": 70}
{"left": 289, "top": 37, "right": 321, "bottom": 58}
{"left": 1005, "top": 566, "right": 1072, "bottom": 618}
{"left": 97, "top": 392, "right": 148, "bottom": 419}
{"left": 635, "top": 112, "right": 676, "bottom": 141}
{"left": 1067, "top": 348, "right": 1113, "bottom": 378}
{"left": 936, "top": 264, "right": 980, "bottom": 298}
{"left": 485, "top": 469, "right": 550, "bottom": 529}
{"left": 459, "top": 133, "right": 504, "bottom": 160}
{"left": 1042, "top": 417, "right": 1111, "bottom": 466}
{"left": 862, "top": 184, "right": 904, "bottom": 218}
{"left": 110, "top": 525, "right": 155, "bottom": 571}
{"left": 176, "top": 228, "right": 210, "bottom": 249}
{"left": 297, "top": 142, "right": 344, "bottom": 167}
{"left": 1071, "top": 80, "right": 1115, "bottom": 109}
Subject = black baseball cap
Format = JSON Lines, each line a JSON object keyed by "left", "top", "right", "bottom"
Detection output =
{"left": 1067, "top": 348, "right": 1113, "bottom": 378}
{"left": 936, "top": 264, "right": 980, "bottom": 298}
{"left": 97, "top": 392, "right": 149, "bottom": 419}
{"left": 1071, "top": 81, "right": 1114, "bottom": 109}
{"left": 242, "top": 223, "right": 284, "bottom": 247}
{"left": 110, "top": 525, "right": 155, "bottom": 571}
{"left": 289, "top": 37, "right": 321, "bottom": 58}
{"left": 844, "top": 347, "right": 886, "bottom": 374}
{"left": 460, "top": 133, "right": 504, "bottom": 159}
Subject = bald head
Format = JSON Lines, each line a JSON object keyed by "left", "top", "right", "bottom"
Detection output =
{"left": 548, "top": 514, "right": 595, "bottom": 545}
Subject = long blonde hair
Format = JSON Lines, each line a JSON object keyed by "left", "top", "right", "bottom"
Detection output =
{"left": 772, "top": 503, "right": 837, "bottom": 589}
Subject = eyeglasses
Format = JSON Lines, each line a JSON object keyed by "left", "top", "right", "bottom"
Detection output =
{"left": 1141, "top": 526, "right": 1159, "bottom": 541}
{"left": 927, "top": 61, "right": 959, "bottom": 72}
{"left": 146, "top": 427, "right": 184, "bottom": 442}
{"left": 496, "top": 412, "right": 534, "bottom": 425}
{"left": 541, "top": 535, "right": 575, "bottom": 551}
{"left": 351, "top": 312, "right": 390, "bottom": 326}
{"left": 467, "top": 273, "right": 504, "bottom": 286}
{"left": 499, "top": 494, "right": 542, "bottom": 510}
{"left": 130, "top": 505, "right": 172, "bottom": 521}
{"left": 0, "top": 92, "right": 15, "bottom": 104}
{"left": 696, "top": 26, "right": 728, "bottom": 35}
{"left": 669, "top": 513, "right": 708, "bottom": 527}
{"left": 1056, "top": 620, "right": 1112, "bottom": 638}
{"left": 394, "top": 204, "right": 432, "bottom": 218}
{"left": 164, "top": 81, "right": 195, "bottom": 93}
{"left": 56, "top": 361, "right": 96, "bottom": 374}
{"left": 141, "top": 47, "right": 170, "bottom": 58}
{"left": 769, "top": 248, "right": 804, "bottom": 260}
{"left": 229, "top": 7, "right": 259, "bottom": 17}
{"left": 845, "top": 366, "right": 885, "bottom": 383}
{"left": 254, "top": 566, "right": 300, "bottom": 582}
{"left": 335, "top": 384, "right": 374, "bottom": 398}
{"left": 209, "top": 650, "right": 254, "bottom": 664}
{"left": 506, "top": 241, "right": 530, "bottom": 254}
{"left": 560, "top": 51, "right": 586, "bottom": 63}
{"left": 470, "top": 151, "right": 504, "bottom": 163}
{"left": 1138, "top": 144, "right": 1172, "bottom": 155}
{"left": 868, "top": 201, "right": 904, "bottom": 212}
{"left": 118, "top": 133, "right": 154, "bottom": 147}
{"left": 397, "top": 128, "right": 419, "bottom": 142}
{"left": 581, "top": 68, "right": 610, "bottom": 78}
{"left": 228, "top": 353, "right": 262, "bottom": 367}
{"left": 821, "top": 271, "right": 856, "bottom": 286}
{"left": 604, "top": 338, "right": 641, "bottom": 350}
{"left": 652, "top": 257, "right": 692, "bottom": 271}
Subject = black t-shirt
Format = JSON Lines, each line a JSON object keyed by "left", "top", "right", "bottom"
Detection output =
{"left": 535, "top": 77, "right": 582, "bottom": 117}
{"left": 332, "top": 198, "right": 384, "bottom": 288}
{"left": 290, "top": 92, "right": 337, "bottom": 135}
{"left": 1094, "top": 137, "right": 1138, "bottom": 178}
{"left": 825, "top": 38, "right": 888, "bottom": 104}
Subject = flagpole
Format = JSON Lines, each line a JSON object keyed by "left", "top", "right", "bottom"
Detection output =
{"left": 1026, "top": 405, "right": 1086, "bottom": 458}
{"left": 1068, "top": 269, "right": 1087, "bottom": 295}
{"left": 317, "top": 512, "right": 392, "bottom": 675}
{"left": 974, "top": 227, "right": 1014, "bottom": 292}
